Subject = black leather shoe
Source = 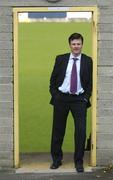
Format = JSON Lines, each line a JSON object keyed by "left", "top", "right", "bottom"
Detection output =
{"left": 76, "top": 163, "right": 84, "bottom": 173}
{"left": 50, "top": 161, "right": 62, "bottom": 169}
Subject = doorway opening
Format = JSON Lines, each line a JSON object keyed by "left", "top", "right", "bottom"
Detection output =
{"left": 13, "top": 7, "right": 97, "bottom": 171}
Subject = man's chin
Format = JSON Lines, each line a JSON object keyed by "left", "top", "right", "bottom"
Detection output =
{"left": 72, "top": 52, "right": 81, "bottom": 56}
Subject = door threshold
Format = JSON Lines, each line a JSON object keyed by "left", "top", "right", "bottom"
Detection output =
{"left": 16, "top": 166, "right": 93, "bottom": 174}
{"left": 16, "top": 152, "right": 92, "bottom": 173}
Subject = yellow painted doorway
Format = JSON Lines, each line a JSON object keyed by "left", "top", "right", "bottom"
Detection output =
{"left": 13, "top": 7, "right": 97, "bottom": 169}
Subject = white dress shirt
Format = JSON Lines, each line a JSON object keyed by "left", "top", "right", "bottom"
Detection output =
{"left": 58, "top": 53, "right": 84, "bottom": 95}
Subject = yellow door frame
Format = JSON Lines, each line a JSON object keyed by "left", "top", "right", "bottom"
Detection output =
{"left": 13, "top": 6, "right": 97, "bottom": 168}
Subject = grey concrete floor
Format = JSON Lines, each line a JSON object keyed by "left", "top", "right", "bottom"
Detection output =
{"left": 16, "top": 152, "right": 91, "bottom": 173}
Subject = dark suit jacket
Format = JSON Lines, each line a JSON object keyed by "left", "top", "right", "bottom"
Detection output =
{"left": 49, "top": 53, "right": 93, "bottom": 108}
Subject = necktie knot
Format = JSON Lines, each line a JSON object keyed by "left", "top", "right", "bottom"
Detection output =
{"left": 73, "top": 58, "right": 78, "bottom": 61}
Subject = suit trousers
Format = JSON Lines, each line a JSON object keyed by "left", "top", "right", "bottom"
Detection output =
{"left": 51, "top": 92, "right": 87, "bottom": 165}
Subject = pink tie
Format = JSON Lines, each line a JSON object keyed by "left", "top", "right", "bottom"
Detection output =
{"left": 70, "top": 58, "right": 78, "bottom": 94}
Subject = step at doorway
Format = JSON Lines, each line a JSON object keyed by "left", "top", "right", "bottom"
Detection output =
{"left": 16, "top": 152, "right": 92, "bottom": 173}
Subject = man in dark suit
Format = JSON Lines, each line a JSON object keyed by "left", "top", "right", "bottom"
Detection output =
{"left": 49, "top": 33, "right": 93, "bottom": 172}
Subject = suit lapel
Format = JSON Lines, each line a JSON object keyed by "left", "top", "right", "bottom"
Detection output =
{"left": 62, "top": 53, "right": 70, "bottom": 73}
{"left": 80, "top": 54, "right": 86, "bottom": 77}
{"left": 59, "top": 53, "right": 70, "bottom": 82}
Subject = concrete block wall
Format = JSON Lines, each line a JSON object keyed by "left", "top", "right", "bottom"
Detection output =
{"left": 0, "top": 6, "right": 13, "bottom": 168}
{"left": 97, "top": 3, "right": 113, "bottom": 165}
{"left": 0, "top": 0, "right": 113, "bottom": 168}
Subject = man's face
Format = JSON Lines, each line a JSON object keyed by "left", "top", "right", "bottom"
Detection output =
{"left": 69, "top": 38, "right": 83, "bottom": 56}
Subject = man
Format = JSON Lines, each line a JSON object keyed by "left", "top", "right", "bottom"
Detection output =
{"left": 49, "top": 33, "right": 93, "bottom": 172}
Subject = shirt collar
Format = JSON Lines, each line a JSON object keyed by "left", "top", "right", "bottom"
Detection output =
{"left": 70, "top": 53, "right": 81, "bottom": 61}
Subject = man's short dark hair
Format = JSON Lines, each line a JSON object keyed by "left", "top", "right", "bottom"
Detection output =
{"left": 68, "top": 33, "right": 84, "bottom": 44}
